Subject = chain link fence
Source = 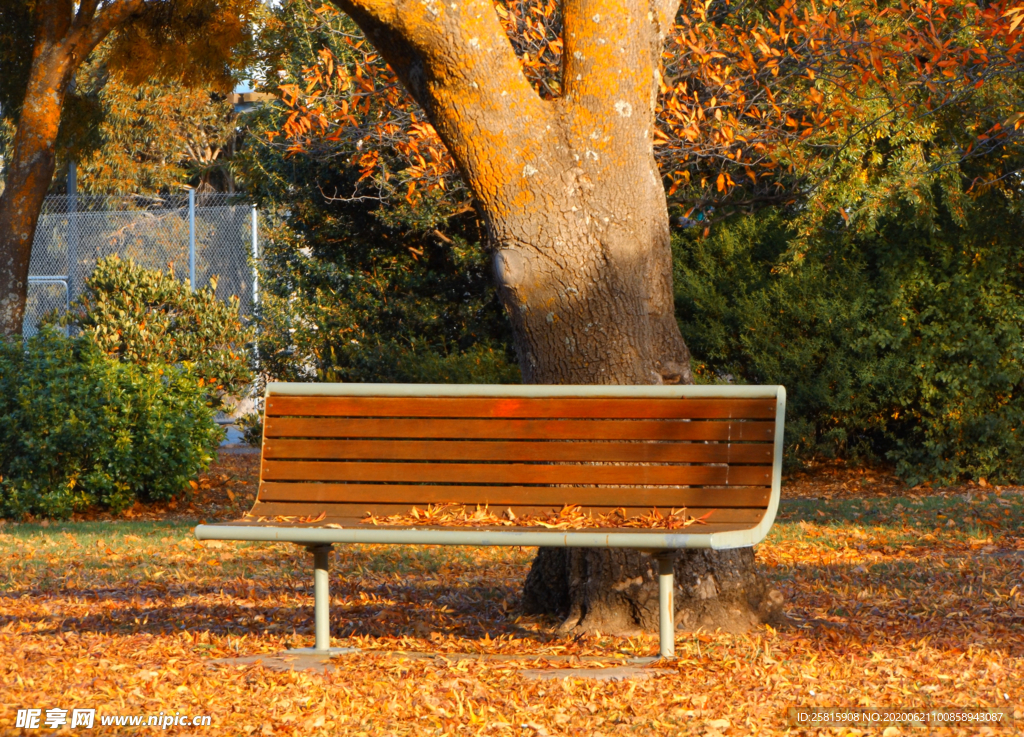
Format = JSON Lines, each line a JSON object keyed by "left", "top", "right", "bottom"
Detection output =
{"left": 24, "top": 192, "right": 259, "bottom": 336}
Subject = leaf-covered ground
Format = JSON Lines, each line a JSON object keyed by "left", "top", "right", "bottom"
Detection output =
{"left": 0, "top": 452, "right": 1021, "bottom": 735}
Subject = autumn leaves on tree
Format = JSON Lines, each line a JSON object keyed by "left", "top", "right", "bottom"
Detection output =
{"left": 281, "top": 0, "right": 1024, "bottom": 245}
{"left": 312, "top": 0, "right": 692, "bottom": 386}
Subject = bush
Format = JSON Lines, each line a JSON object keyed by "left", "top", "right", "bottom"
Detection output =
{"left": 50, "top": 256, "right": 254, "bottom": 407}
{"left": 674, "top": 200, "right": 1024, "bottom": 485}
{"left": 0, "top": 329, "right": 222, "bottom": 519}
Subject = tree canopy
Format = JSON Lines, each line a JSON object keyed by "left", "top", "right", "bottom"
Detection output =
{"left": 274, "top": 0, "right": 1024, "bottom": 234}
{"left": 242, "top": 0, "right": 1024, "bottom": 487}
{"left": 0, "top": 0, "right": 255, "bottom": 122}
{"left": 69, "top": 55, "right": 239, "bottom": 194}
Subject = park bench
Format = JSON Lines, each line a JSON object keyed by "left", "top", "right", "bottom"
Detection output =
{"left": 194, "top": 383, "right": 785, "bottom": 658}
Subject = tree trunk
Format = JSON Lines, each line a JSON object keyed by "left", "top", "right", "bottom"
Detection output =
{"left": 0, "top": 2, "right": 75, "bottom": 336}
{"left": 488, "top": 161, "right": 782, "bottom": 635}
{"left": 523, "top": 548, "right": 785, "bottom": 635}
{"left": 485, "top": 131, "right": 691, "bottom": 386}
{"left": 331, "top": 0, "right": 783, "bottom": 636}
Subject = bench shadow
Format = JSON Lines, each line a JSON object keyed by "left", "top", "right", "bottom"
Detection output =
{"left": 2, "top": 550, "right": 1022, "bottom": 658}
{"left": 0, "top": 578, "right": 560, "bottom": 645}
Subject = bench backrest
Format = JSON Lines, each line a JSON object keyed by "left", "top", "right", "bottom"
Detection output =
{"left": 249, "top": 384, "right": 785, "bottom": 537}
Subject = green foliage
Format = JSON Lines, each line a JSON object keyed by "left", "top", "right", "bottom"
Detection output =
{"left": 235, "top": 0, "right": 518, "bottom": 386}
{"left": 249, "top": 216, "right": 519, "bottom": 385}
{"left": 49, "top": 256, "right": 253, "bottom": 406}
{"left": 675, "top": 197, "right": 1024, "bottom": 485}
{"left": 757, "top": 1, "right": 1024, "bottom": 265}
{"left": 0, "top": 329, "right": 221, "bottom": 519}
{"left": 237, "top": 410, "right": 263, "bottom": 448}
{"left": 674, "top": 0, "right": 1024, "bottom": 486}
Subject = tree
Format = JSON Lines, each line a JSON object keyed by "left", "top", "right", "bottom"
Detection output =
{"left": 268, "top": 0, "right": 1024, "bottom": 633}
{"left": 280, "top": 0, "right": 1024, "bottom": 228}
{"left": 330, "top": 0, "right": 695, "bottom": 373}
{"left": 660, "top": 0, "right": 1024, "bottom": 231}
{"left": 293, "top": 0, "right": 784, "bottom": 634}
{"left": 0, "top": 0, "right": 259, "bottom": 335}
{"left": 672, "top": 0, "right": 1024, "bottom": 486}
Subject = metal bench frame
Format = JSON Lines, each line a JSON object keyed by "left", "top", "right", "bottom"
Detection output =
{"left": 195, "top": 382, "right": 785, "bottom": 658}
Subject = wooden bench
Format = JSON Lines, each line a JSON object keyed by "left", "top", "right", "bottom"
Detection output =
{"left": 195, "top": 383, "right": 786, "bottom": 658}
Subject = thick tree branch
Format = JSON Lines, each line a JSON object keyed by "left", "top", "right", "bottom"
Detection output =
{"left": 74, "top": 0, "right": 103, "bottom": 30}
{"left": 560, "top": 0, "right": 662, "bottom": 188}
{"left": 651, "top": 0, "right": 683, "bottom": 39}
{"left": 73, "top": 0, "right": 148, "bottom": 58}
{"left": 34, "top": 0, "right": 74, "bottom": 55}
{"left": 331, "top": 0, "right": 560, "bottom": 219}
{"left": 563, "top": 0, "right": 654, "bottom": 115}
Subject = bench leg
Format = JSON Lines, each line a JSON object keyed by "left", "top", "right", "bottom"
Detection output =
{"left": 312, "top": 545, "right": 331, "bottom": 652}
{"left": 286, "top": 544, "right": 359, "bottom": 656}
{"left": 656, "top": 553, "right": 675, "bottom": 659}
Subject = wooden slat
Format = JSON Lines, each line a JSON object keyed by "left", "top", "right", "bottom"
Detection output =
{"left": 266, "top": 395, "right": 777, "bottom": 420}
{"left": 265, "top": 417, "right": 775, "bottom": 442}
{"left": 257, "top": 482, "right": 772, "bottom": 508}
{"left": 247, "top": 501, "right": 766, "bottom": 528}
{"left": 261, "top": 460, "right": 772, "bottom": 486}
{"left": 263, "top": 439, "right": 774, "bottom": 464}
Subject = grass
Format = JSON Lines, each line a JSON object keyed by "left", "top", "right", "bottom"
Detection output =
{"left": 0, "top": 463, "right": 1022, "bottom": 735}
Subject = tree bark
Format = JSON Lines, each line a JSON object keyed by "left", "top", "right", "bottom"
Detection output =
{"left": 331, "top": 0, "right": 782, "bottom": 635}
{"left": 523, "top": 548, "right": 785, "bottom": 635}
{"left": 0, "top": 2, "right": 75, "bottom": 335}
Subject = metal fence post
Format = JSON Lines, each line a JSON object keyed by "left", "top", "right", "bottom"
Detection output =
{"left": 188, "top": 188, "right": 196, "bottom": 290}
{"left": 251, "top": 204, "right": 259, "bottom": 308}
{"left": 67, "top": 161, "right": 77, "bottom": 302}
{"left": 250, "top": 204, "right": 261, "bottom": 375}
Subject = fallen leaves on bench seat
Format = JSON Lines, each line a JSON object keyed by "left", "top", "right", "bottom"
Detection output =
{"left": 358, "top": 503, "right": 715, "bottom": 530}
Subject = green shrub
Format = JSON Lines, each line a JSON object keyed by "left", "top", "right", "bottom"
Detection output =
{"left": 50, "top": 256, "right": 253, "bottom": 407}
{"left": 238, "top": 410, "right": 264, "bottom": 448}
{"left": 674, "top": 200, "right": 1024, "bottom": 485}
{"left": 0, "top": 329, "right": 222, "bottom": 519}
{"left": 250, "top": 208, "right": 519, "bottom": 386}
